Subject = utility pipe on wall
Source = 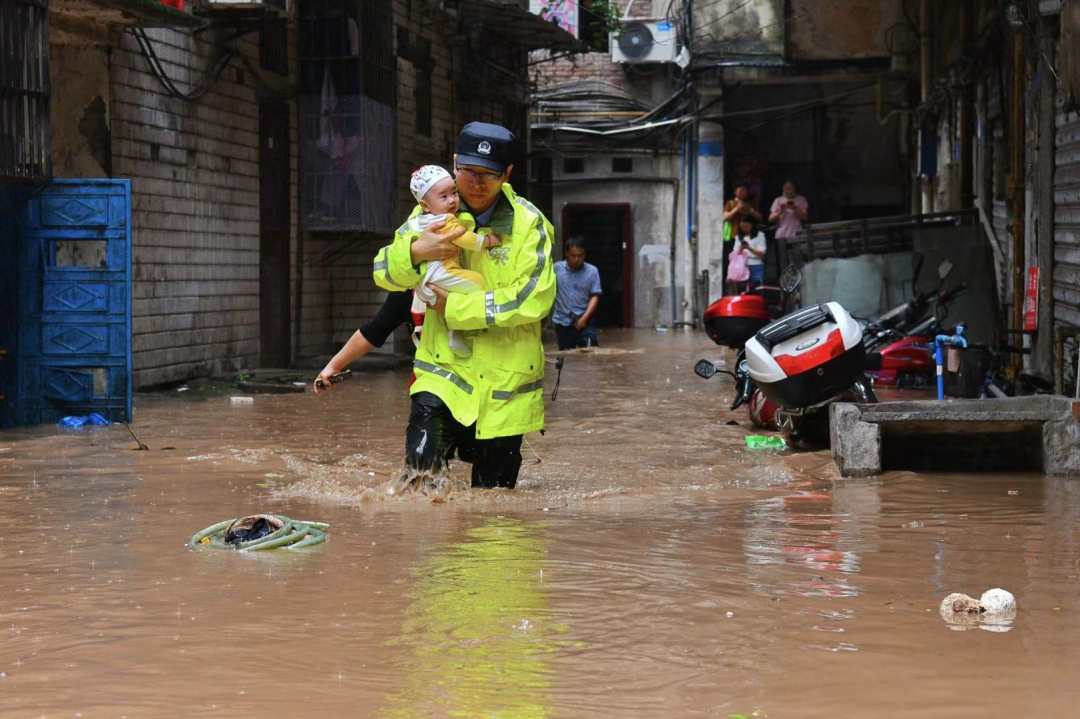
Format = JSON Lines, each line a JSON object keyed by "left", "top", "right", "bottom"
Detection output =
{"left": 919, "top": 0, "right": 933, "bottom": 214}
{"left": 1010, "top": 29, "right": 1026, "bottom": 374}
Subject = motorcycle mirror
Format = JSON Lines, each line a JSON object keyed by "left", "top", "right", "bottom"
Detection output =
{"left": 938, "top": 259, "right": 953, "bottom": 280}
{"left": 779, "top": 264, "right": 802, "bottom": 294}
{"left": 694, "top": 358, "right": 718, "bottom": 379}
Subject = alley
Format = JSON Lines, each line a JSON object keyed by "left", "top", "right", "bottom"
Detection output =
{"left": 2, "top": 331, "right": 1079, "bottom": 717}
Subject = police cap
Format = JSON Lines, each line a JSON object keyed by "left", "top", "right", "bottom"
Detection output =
{"left": 455, "top": 122, "right": 516, "bottom": 173}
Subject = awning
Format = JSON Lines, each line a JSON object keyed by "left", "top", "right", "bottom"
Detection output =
{"left": 455, "top": 0, "right": 580, "bottom": 52}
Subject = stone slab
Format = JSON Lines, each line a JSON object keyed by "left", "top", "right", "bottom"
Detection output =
{"left": 831, "top": 396, "right": 1080, "bottom": 476}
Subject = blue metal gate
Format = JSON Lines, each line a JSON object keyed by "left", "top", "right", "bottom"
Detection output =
{"left": 9, "top": 179, "right": 132, "bottom": 426}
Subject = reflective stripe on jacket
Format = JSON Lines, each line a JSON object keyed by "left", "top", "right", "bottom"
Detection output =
{"left": 373, "top": 183, "right": 555, "bottom": 438}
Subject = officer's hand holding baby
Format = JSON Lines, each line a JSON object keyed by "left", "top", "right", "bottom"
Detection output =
{"left": 411, "top": 220, "right": 465, "bottom": 263}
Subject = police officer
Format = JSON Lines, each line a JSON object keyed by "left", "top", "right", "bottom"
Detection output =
{"left": 374, "top": 122, "right": 556, "bottom": 489}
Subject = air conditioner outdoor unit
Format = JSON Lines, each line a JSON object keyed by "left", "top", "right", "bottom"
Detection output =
{"left": 611, "top": 19, "right": 677, "bottom": 63}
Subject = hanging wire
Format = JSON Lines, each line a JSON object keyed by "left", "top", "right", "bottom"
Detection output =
{"left": 128, "top": 27, "right": 234, "bottom": 102}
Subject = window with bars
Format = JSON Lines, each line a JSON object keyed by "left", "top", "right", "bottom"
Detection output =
{"left": 412, "top": 37, "right": 432, "bottom": 138}
{"left": 260, "top": 17, "right": 289, "bottom": 75}
{"left": 298, "top": 0, "right": 397, "bottom": 231}
{"left": 1, "top": 0, "right": 51, "bottom": 183}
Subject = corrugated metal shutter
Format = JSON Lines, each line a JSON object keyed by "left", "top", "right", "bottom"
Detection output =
{"left": 1053, "top": 109, "right": 1080, "bottom": 327}
{"left": 992, "top": 122, "right": 1010, "bottom": 308}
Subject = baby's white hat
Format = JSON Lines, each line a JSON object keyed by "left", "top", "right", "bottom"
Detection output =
{"left": 410, "top": 165, "right": 452, "bottom": 203}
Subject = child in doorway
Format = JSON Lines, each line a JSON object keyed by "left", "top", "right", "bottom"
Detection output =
{"left": 726, "top": 239, "right": 750, "bottom": 295}
{"left": 734, "top": 219, "right": 767, "bottom": 289}
{"left": 406, "top": 165, "right": 500, "bottom": 357}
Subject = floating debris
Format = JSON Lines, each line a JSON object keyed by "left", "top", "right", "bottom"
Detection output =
{"left": 746, "top": 435, "right": 786, "bottom": 450}
{"left": 979, "top": 588, "right": 1016, "bottom": 614}
{"left": 189, "top": 514, "right": 329, "bottom": 551}
{"left": 939, "top": 588, "right": 1017, "bottom": 631}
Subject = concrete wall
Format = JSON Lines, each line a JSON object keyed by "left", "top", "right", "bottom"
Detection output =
{"left": 800, "top": 253, "right": 916, "bottom": 319}
{"left": 698, "top": 89, "right": 726, "bottom": 305}
{"left": 694, "top": 0, "right": 783, "bottom": 56}
{"left": 788, "top": 0, "right": 902, "bottom": 60}
{"left": 50, "top": 44, "right": 112, "bottom": 178}
{"left": 549, "top": 153, "right": 684, "bottom": 328}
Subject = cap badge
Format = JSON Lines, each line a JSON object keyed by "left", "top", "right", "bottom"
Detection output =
{"left": 477, "top": 141, "right": 492, "bottom": 156}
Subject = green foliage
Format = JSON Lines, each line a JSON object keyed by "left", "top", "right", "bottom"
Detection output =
{"left": 585, "top": 0, "right": 622, "bottom": 52}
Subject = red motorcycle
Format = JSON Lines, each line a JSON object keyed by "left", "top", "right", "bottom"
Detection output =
{"left": 862, "top": 259, "right": 966, "bottom": 388}
{"left": 695, "top": 267, "right": 801, "bottom": 428}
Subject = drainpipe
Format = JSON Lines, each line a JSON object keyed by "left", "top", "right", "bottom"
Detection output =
{"left": 688, "top": 111, "right": 700, "bottom": 326}
{"left": 1035, "top": 16, "right": 1056, "bottom": 380}
{"left": 919, "top": 0, "right": 933, "bottom": 214}
{"left": 677, "top": 130, "right": 688, "bottom": 328}
{"left": 959, "top": 0, "right": 974, "bottom": 209}
{"left": 671, "top": 172, "right": 681, "bottom": 329}
{"left": 1009, "top": 28, "right": 1026, "bottom": 375}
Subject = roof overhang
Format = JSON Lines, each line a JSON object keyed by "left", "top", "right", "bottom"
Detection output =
{"left": 51, "top": 0, "right": 206, "bottom": 41}
{"left": 455, "top": 0, "right": 580, "bottom": 52}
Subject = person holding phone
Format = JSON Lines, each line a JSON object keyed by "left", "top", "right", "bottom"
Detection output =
{"left": 735, "top": 219, "right": 767, "bottom": 289}
{"left": 769, "top": 180, "right": 808, "bottom": 238}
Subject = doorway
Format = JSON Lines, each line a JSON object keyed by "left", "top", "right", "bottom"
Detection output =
{"left": 561, "top": 203, "right": 633, "bottom": 327}
{"left": 259, "top": 100, "right": 291, "bottom": 367}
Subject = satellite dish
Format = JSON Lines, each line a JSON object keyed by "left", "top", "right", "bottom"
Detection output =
{"left": 617, "top": 22, "right": 655, "bottom": 60}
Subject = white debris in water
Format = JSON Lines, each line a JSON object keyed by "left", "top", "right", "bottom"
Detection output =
{"left": 980, "top": 588, "right": 1016, "bottom": 614}
{"left": 725, "top": 611, "right": 735, "bottom": 618}
{"left": 939, "top": 588, "right": 1017, "bottom": 631}
{"left": 229, "top": 396, "right": 254, "bottom": 406}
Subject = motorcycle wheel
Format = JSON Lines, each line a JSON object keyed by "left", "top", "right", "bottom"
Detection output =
{"left": 748, "top": 388, "right": 780, "bottom": 429}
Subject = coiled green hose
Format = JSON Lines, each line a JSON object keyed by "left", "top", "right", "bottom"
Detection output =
{"left": 189, "top": 515, "right": 329, "bottom": 551}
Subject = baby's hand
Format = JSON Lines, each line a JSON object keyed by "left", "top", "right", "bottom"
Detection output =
{"left": 482, "top": 233, "right": 502, "bottom": 249}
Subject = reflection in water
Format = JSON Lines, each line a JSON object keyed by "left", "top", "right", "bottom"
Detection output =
{"left": 742, "top": 481, "right": 865, "bottom": 601}
{"left": 381, "top": 518, "right": 557, "bottom": 718}
{"left": 5, "top": 331, "right": 1080, "bottom": 717}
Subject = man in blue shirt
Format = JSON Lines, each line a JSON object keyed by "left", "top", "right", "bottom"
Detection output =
{"left": 552, "top": 237, "right": 602, "bottom": 349}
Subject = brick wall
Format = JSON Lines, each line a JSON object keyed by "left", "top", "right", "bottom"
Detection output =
{"left": 112, "top": 28, "right": 295, "bottom": 387}
{"left": 530, "top": 50, "right": 628, "bottom": 92}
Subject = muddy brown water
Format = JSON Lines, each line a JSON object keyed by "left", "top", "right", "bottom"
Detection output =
{"left": 2, "top": 329, "right": 1079, "bottom": 717}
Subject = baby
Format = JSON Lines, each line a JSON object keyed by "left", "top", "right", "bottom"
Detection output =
{"left": 407, "top": 165, "right": 500, "bottom": 357}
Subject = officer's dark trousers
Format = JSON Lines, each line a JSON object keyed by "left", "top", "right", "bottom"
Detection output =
{"left": 405, "top": 392, "right": 523, "bottom": 488}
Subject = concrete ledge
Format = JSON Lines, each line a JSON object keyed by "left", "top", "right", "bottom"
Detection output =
{"left": 830, "top": 403, "right": 882, "bottom": 477}
{"left": 855, "top": 396, "right": 1076, "bottom": 423}
{"left": 830, "top": 396, "right": 1080, "bottom": 476}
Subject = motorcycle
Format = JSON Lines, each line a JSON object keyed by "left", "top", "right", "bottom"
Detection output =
{"left": 862, "top": 259, "right": 966, "bottom": 388}
{"left": 694, "top": 266, "right": 802, "bottom": 427}
{"left": 745, "top": 301, "right": 877, "bottom": 448}
{"left": 697, "top": 300, "right": 878, "bottom": 447}
{"left": 694, "top": 257, "right": 960, "bottom": 447}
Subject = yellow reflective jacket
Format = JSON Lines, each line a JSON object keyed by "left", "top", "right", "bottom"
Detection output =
{"left": 373, "top": 183, "right": 555, "bottom": 439}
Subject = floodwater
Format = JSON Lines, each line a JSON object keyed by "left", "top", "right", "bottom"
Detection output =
{"left": 2, "top": 329, "right": 1080, "bottom": 718}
